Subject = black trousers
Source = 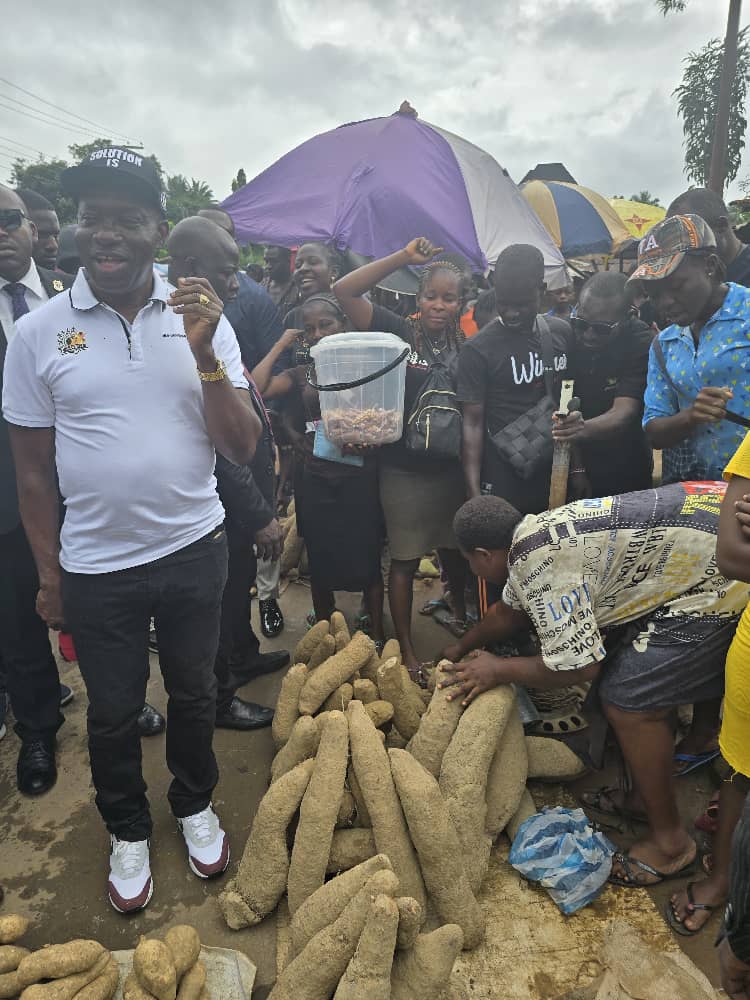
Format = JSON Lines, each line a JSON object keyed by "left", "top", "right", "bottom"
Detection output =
{"left": 63, "top": 527, "right": 228, "bottom": 841}
{"left": 214, "top": 525, "right": 260, "bottom": 713}
{"left": 0, "top": 524, "right": 62, "bottom": 742}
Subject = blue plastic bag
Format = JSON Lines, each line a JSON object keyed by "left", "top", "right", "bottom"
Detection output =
{"left": 508, "top": 806, "right": 615, "bottom": 914}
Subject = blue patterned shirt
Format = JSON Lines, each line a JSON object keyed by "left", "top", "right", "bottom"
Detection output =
{"left": 643, "top": 282, "right": 750, "bottom": 479}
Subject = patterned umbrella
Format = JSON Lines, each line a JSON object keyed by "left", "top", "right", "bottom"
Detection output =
{"left": 521, "top": 180, "right": 631, "bottom": 258}
{"left": 222, "top": 106, "right": 566, "bottom": 279}
{"left": 609, "top": 198, "right": 666, "bottom": 239}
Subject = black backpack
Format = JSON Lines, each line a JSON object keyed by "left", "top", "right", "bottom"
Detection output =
{"left": 404, "top": 361, "right": 462, "bottom": 460}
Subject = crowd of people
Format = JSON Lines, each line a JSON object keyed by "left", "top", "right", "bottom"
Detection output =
{"left": 2, "top": 144, "right": 750, "bottom": 993}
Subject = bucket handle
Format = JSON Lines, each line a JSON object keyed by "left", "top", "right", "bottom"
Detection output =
{"left": 307, "top": 347, "right": 410, "bottom": 392}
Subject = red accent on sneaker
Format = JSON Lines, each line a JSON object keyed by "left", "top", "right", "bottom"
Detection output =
{"left": 107, "top": 875, "right": 153, "bottom": 914}
{"left": 188, "top": 832, "right": 230, "bottom": 878}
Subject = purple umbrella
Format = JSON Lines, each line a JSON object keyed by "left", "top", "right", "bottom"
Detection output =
{"left": 222, "top": 106, "right": 565, "bottom": 276}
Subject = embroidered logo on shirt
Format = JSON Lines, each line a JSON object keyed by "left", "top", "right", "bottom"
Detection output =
{"left": 58, "top": 328, "right": 88, "bottom": 355}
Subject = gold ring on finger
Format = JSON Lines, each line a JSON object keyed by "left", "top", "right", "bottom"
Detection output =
{"left": 199, "top": 293, "right": 210, "bottom": 307}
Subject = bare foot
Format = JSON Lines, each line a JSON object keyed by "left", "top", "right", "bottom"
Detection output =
{"left": 610, "top": 835, "right": 697, "bottom": 886}
{"left": 669, "top": 878, "right": 724, "bottom": 933}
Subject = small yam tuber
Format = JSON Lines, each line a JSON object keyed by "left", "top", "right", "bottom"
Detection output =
{"left": 307, "top": 634, "right": 336, "bottom": 671}
{"left": 389, "top": 749, "right": 485, "bottom": 949}
{"left": 363, "top": 700, "right": 394, "bottom": 729}
{"left": 376, "top": 658, "right": 421, "bottom": 740}
{"left": 163, "top": 926, "right": 201, "bottom": 983}
{"left": 333, "top": 894, "right": 399, "bottom": 1000}
{"left": 133, "top": 939, "right": 176, "bottom": 1000}
{"left": 298, "top": 633, "right": 374, "bottom": 716}
{"left": 219, "top": 759, "right": 315, "bottom": 929}
{"left": 0, "top": 946, "right": 29, "bottom": 974}
{"left": 321, "top": 683, "right": 353, "bottom": 713}
{"left": 289, "top": 856, "right": 394, "bottom": 960}
{"left": 506, "top": 788, "right": 537, "bottom": 843}
{"left": 347, "top": 700, "right": 426, "bottom": 911}
{"left": 381, "top": 639, "right": 400, "bottom": 663}
{"left": 72, "top": 957, "right": 119, "bottom": 1000}
{"left": 331, "top": 612, "right": 351, "bottom": 651}
{"left": 293, "top": 621, "right": 330, "bottom": 665}
{"left": 175, "top": 960, "right": 206, "bottom": 1000}
{"left": 359, "top": 650, "right": 381, "bottom": 685}
{"left": 390, "top": 925, "right": 464, "bottom": 1000}
{"left": 484, "top": 706, "right": 528, "bottom": 837}
{"left": 406, "top": 661, "right": 464, "bottom": 778}
{"left": 526, "top": 735, "right": 587, "bottom": 780}
{"left": 347, "top": 765, "right": 371, "bottom": 827}
{"left": 270, "top": 716, "right": 319, "bottom": 784}
{"left": 352, "top": 679, "right": 378, "bottom": 705}
{"left": 19, "top": 953, "right": 111, "bottom": 1000}
{"left": 336, "top": 790, "right": 357, "bottom": 828}
{"left": 399, "top": 667, "right": 426, "bottom": 718}
{"left": 122, "top": 973, "right": 153, "bottom": 1000}
{"left": 0, "top": 971, "right": 21, "bottom": 1000}
{"left": 326, "top": 829, "right": 376, "bottom": 874}
{"left": 17, "top": 941, "right": 105, "bottom": 989}
{"left": 272, "top": 664, "right": 308, "bottom": 749}
{"left": 395, "top": 897, "right": 423, "bottom": 950}
{"left": 0, "top": 916, "right": 29, "bottom": 945}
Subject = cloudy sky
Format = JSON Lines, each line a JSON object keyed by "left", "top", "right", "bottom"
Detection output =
{"left": 1, "top": 0, "right": 747, "bottom": 209}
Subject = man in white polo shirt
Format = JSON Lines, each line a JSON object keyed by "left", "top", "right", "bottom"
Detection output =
{"left": 2, "top": 147, "right": 261, "bottom": 913}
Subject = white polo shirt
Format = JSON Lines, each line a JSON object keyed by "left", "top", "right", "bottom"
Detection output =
{"left": 2, "top": 269, "right": 247, "bottom": 574}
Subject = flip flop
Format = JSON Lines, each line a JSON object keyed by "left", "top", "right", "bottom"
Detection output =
{"left": 673, "top": 749, "right": 721, "bottom": 776}
{"left": 579, "top": 786, "right": 648, "bottom": 825}
{"left": 432, "top": 608, "right": 471, "bottom": 637}
{"left": 419, "top": 597, "right": 450, "bottom": 617}
{"left": 609, "top": 849, "right": 697, "bottom": 888}
{"left": 663, "top": 882, "right": 718, "bottom": 936}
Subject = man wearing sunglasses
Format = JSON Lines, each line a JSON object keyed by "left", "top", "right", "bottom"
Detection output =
{"left": 0, "top": 185, "right": 73, "bottom": 798}
{"left": 551, "top": 272, "right": 654, "bottom": 497}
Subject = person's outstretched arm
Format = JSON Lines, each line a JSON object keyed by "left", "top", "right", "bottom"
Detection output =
{"left": 251, "top": 327, "right": 300, "bottom": 397}
{"left": 333, "top": 238, "right": 443, "bottom": 331}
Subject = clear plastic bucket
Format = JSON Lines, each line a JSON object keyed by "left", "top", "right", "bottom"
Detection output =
{"left": 309, "top": 332, "right": 409, "bottom": 447}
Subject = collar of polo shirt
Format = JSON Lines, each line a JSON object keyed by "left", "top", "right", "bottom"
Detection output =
{"left": 70, "top": 266, "right": 170, "bottom": 312}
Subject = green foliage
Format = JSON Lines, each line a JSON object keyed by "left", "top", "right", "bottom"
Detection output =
{"left": 629, "top": 190, "right": 662, "bottom": 206}
{"left": 231, "top": 167, "right": 247, "bottom": 193}
{"left": 10, "top": 157, "right": 76, "bottom": 223}
{"left": 656, "top": 0, "right": 687, "bottom": 12}
{"left": 164, "top": 174, "right": 214, "bottom": 224}
{"left": 674, "top": 29, "right": 750, "bottom": 186}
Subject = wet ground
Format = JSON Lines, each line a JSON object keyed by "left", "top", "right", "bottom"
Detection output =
{"left": 0, "top": 575, "right": 722, "bottom": 997}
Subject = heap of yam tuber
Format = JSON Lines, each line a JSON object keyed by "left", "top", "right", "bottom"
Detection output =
{"left": 526, "top": 735, "right": 587, "bottom": 780}
{"left": 390, "top": 925, "right": 465, "bottom": 1000}
{"left": 439, "top": 685, "right": 516, "bottom": 892}
{"left": 293, "top": 621, "right": 330, "bottom": 666}
{"left": 376, "top": 659, "right": 421, "bottom": 741}
{"left": 272, "top": 664, "right": 309, "bottom": 749}
{"left": 289, "top": 855, "right": 394, "bottom": 960}
{"left": 406, "top": 661, "right": 465, "bottom": 778}
{"left": 389, "top": 749, "right": 485, "bottom": 949}
{"left": 484, "top": 706, "right": 528, "bottom": 837}
{"left": 16, "top": 941, "right": 105, "bottom": 989}
{"left": 270, "top": 716, "right": 319, "bottom": 784}
{"left": 270, "top": 871, "right": 399, "bottom": 1000}
{"left": 347, "top": 701, "right": 426, "bottom": 911}
{"left": 0, "top": 916, "right": 29, "bottom": 946}
{"left": 298, "top": 633, "right": 374, "bottom": 716}
{"left": 333, "top": 894, "right": 399, "bottom": 1000}
{"left": 287, "top": 712, "right": 349, "bottom": 914}
{"left": 133, "top": 938, "right": 176, "bottom": 1000}
{"left": 219, "top": 759, "right": 314, "bottom": 929}
{"left": 326, "top": 829, "right": 377, "bottom": 874}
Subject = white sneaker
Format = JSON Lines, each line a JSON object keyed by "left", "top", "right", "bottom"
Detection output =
{"left": 177, "top": 804, "right": 230, "bottom": 879}
{"left": 108, "top": 836, "right": 153, "bottom": 913}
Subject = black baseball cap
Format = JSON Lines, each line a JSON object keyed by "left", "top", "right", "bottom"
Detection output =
{"left": 61, "top": 147, "right": 167, "bottom": 216}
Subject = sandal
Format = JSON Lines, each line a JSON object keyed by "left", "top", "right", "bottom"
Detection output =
{"left": 579, "top": 786, "right": 648, "bottom": 824}
{"left": 419, "top": 597, "right": 450, "bottom": 617}
{"left": 673, "top": 749, "right": 720, "bottom": 777}
{"left": 609, "top": 849, "right": 697, "bottom": 888}
{"left": 663, "top": 882, "right": 718, "bottom": 936}
{"left": 432, "top": 607, "right": 471, "bottom": 637}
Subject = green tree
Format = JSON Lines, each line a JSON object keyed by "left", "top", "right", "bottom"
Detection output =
{"left": 629, "top": 190, "right": 662, "bottom": 206}
{"left": 165, "top": 174, "right": 214, "bottom": 224}
{"left": 10, "top": 157, "right": 76, "bottom": 223}
{"left": 231, "top": 167, "right": 247, "bottom": 193}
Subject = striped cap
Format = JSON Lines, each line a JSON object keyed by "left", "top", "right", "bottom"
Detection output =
{"left": 628, "top": 214, "right": 717, "bottom": 282}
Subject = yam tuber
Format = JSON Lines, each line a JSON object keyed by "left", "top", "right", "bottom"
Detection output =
{"left": 272, "top": 664, "right": 308, "bottom": 749}
{"left": 484, "top": 706, "right": 528, "bottom": 837}
{"left": 307, "top": 634, "right": 336, "bottom": 672}
{"left": 359, "top": 650, "right": 381, "bottom": 685}
{"left": 298, "top": 633, "right": 374, "bottom": 716}
{"left": 122, "top": 973, "right": 153, "bottom": 1000}
{"left": 352, "top": 679, "right": 378, "bottom": 705}
{"left": 0, "top": 916, "right": 29, "bottom": 945}
{"left": 381, "top": 639, "right": 400, "bottom": 663}
{"left": 270, "top": 872, "right": 399, "bottom": 1000}
{"left": 331, "top": 612, "right": 351, "bottom": 651}
{"left": 17, "top": 942, "right": 105, "bottom": 989}
{"left": 336, "top": 790, "right": 356, "bottom": 828}
{"left": 163, "top": 926, "right": 201, "bottom": 983}
{"left": 395, "top": 897, "right": 423, "bottom": 950}
{"left": 406, "top": 661, "right": 464, "bottom": 778}
{"left": 376, "top": 658, "right": 421, "bottom": 740}
{"left": 506, "top": 787, "right": 537, "bottom": 843}
{"left": 133, "top": 939, "right": 176, "bottom": 1000}
{"left": 0, "top": 946, "right": 29, "bottom": 974}
{"left": 439, "top": 685, "right": 516, "bottom": 892}
{"left": 287, "top": 712, "right": 349, "bottom": 914}
{"left": 19, "top": 953, "right": 110, "bottom": 1000}
{"left": 219, "top": 759, "right": 314, "bottom": 929}
{"left": 321, "top": 683, "right": 353, "bottom": 713}
{"left": 390, "top": 925, "right": 464, "bottom": 1000}
{"left": 347, "top": 701, "right": 426, "bottom": 911}
{"left": 363, "top": 700, "right": 394, "bottom": 729}
{"left": 347, "top": 765, "right": 371, "bottom": 827}
{"left": 293, "top": 621, "right": 330, "bottom": 666}
{"left": 0, "top": 971, "right": 21, "bottom": 1000}
{"left": 270, "top": 716, "right": 319, "bottom": 784}
{"left": 175, "top": 960, "right": 206, "bottom": 1000}
{"left": 399, "top": 667, "right": 426, "bottom": 718}
{"left": 326, "top": 829, "right": 376, "bottom": 874}
{"left": 72, "top": 957, "right": 119, "bottom": 1000}
{"left": 333, "top": 894, "right": 399, "bottom": 1000}
{"left": 389, "top": 749, "right": 485, "bottom": 949}
{"left": 526, "top": 735, "right": 587, "bottom": 780}
{"left": 289, "top": 856, "right": 394, "bottom": 960}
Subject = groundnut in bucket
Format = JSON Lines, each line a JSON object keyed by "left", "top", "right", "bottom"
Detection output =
{"left": 309, "top": 332, "right": 409, "bottom": 447}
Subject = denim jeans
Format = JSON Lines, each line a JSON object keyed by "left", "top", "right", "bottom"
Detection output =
{"left": 63, "top": 526, "right": 228, "bottom": 840}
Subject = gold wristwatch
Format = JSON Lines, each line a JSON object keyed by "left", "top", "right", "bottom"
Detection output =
{"left": 197, "top": 358, "right": 227, "bottom": 382}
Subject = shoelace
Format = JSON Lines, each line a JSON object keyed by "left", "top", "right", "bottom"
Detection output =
{"left": 185, "top": 809, "right": 215, "bottom": 844}
{"left": 112, "top": 839, "right": 146, "bottom": 878}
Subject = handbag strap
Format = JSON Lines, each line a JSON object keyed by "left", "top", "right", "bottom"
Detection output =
{"left": 536, "top": 314, "right": 556, "bottom": 402}
{"left": 652, "top": 336, "right": 693, "bottom": 405}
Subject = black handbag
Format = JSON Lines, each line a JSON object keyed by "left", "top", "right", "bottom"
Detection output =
{"left": 488, "top": 316, "right": 558, "bottom": 480}
{"left": 405, "top": 360, "right": 462, "bottom": 460}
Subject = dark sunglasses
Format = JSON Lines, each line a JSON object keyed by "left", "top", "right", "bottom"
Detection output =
{"left": 0, "top": 209, "right": 27, "bottom": 232}
{"left": 570, "top": 314, "right": 621, "bottom": 338}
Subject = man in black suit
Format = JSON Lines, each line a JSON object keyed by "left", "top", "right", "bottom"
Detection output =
{"left": 0, "top": 186, "right": 72, "bottom": 794}
{"left": 167, "top": 216, "right": 289, "bottom": 730}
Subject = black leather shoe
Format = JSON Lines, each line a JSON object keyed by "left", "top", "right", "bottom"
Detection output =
{"left": 137, "top": 703, "right": 165, "bottom": 738}
{"left": 234, "top": 650, "right": 290, "bottom": 684}
{"left": 215, "top": 697, "right": 274, "bottom": 731}
{"left": 17, "top": 739, "right": 57, "bottom": 796}
{"left": 259, "top": 599, "right": 284, "bottom": 638}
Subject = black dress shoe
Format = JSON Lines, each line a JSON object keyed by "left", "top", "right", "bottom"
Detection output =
{"left": 17, "top": 739, "right": 57, "bottom": 796}
{"left": 137, "top": 703, "right": 165, "bottom": 738}
{"left": 259, "top": 599, "right": 284, "bottom": 638}
{"left": 234, "top": 650, "right": 290, "bottom": 684}
{"left": 215, "top": 697, "right": 274, "bottom": 731}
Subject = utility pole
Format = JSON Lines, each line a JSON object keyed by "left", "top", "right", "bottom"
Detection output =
{"left": 708, "top": 0, "right": 743, "bottom": 193}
